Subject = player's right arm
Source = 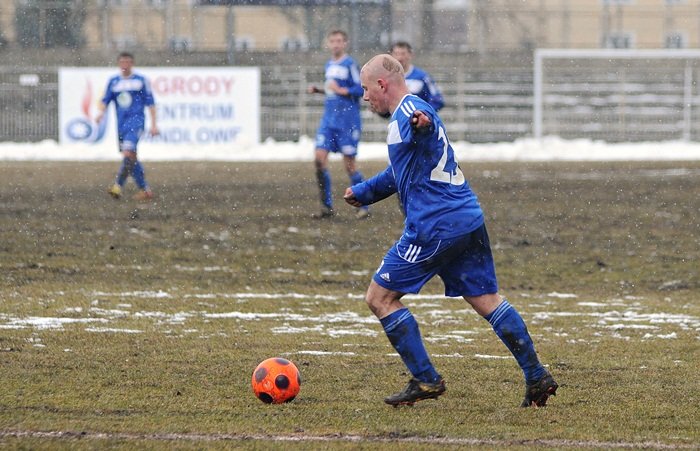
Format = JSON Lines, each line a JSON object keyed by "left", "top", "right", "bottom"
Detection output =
{"left": 94, "top": 101, "right": 109, "bottom": 124}
{"left": 308, "top": 60, "right": 330, "bottom": 95}
{"left": 95, "top": 78, "right": 114, "bottom": 124}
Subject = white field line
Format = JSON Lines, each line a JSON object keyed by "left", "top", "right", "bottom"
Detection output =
{"left": 0, "top": 430, "right": 695, "bottom": 449}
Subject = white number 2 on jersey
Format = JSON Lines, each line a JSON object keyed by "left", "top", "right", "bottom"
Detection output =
{"left": 430, "top": 126, "right": 465, "bottom": 185}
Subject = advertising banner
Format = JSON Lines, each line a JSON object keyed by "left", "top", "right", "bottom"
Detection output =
{"left": 59, "top": 67, "right": 260, "bottom": 147}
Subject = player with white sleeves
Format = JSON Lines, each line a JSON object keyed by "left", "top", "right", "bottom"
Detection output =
{"left": 344, "top": 54, "right": 558, "bottom": 407}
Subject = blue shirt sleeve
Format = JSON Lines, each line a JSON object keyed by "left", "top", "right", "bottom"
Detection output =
{"left": 409, "top": 67, "right": 444, "bottom": 112}
{"left": 346, "top": 61, "right": 364, "bottom": 99}
{"left": 101, "top": 78, "right": 115, "bottom": 106}
{"left": 143, "top": 78, "right": 155, "bottom": 107}
{"left": 428, "top": 84, "right": 445, "bottom": 111}
{"left": 351, "top": 165, "right": 397, "bottom": 205}
{"left": 422, "top": 72, "right": 444, "bottom": 111}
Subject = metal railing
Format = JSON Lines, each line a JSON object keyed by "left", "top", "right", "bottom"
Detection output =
{"left": 534, "top": 49, "right": 700, "bottom": 142}
{"left": 0, "top": 69, "right": 58, "bottom": 142}
{"left": 8, "top": 57, "right": 700, "bottom": 145}
{"left": 0, "top": 64, "right": 535, "bottom": 144}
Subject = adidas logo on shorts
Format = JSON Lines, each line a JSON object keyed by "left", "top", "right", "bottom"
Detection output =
{"left": 380, "top": 272, "right": 391, "bottom": 282}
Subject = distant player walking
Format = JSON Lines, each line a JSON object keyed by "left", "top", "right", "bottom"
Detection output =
{"left": 96, "top": 52, "right": 159, "bottom": 201}
{"left": 308, "top": 30, "right": 368, "bottom": 219}
{"left": 344, "top": 54, "right": 557, "bottom": 407}
{"left": 390, "top": 41, "right": 445, "bottom": 112}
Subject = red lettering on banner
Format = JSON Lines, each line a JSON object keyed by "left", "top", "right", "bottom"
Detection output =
{"left": 222, "top": 77, "right": 235, "bottom": 93}
{"left": 204, "top": 77, "right": 219, "bottom": 95}
{"left": 172, "top": 77, "right": 186, "bottom": 95}
{"left": 186, "top": 77, "right": 200, "bottom": 94}
{"left": 152, "top": 76, "right": 167, "bottom": 94}
{"left": 151, "top": 75, "right": 237, "bottom": 96}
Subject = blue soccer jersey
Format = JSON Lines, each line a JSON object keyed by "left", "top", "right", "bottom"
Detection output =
{"left": 352, "top": 95, "right": 483, "bottom": 243}
{"left": 319, "top": 55, "right": 363, "bottom": 131}
{"left": 101, "top": 73, "right": 155, "bottom": 138}
{"left": 405, "top": 65, "right": 445, "bottom": 111}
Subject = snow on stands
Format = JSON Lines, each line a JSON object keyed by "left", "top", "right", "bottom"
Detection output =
{"left": 2, "top": 136, "right": 700, "bottom": 161}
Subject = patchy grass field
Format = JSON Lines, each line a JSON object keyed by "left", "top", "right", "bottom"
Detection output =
{"left": 1, "top": 160, "right": 699, "bottom": 449}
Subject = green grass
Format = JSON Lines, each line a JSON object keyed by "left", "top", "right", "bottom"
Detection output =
{"left": 1, "top": 160, "right": 699, "bottom": 449}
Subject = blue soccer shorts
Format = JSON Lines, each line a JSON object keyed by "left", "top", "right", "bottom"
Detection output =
{"left": 373, "top": 223, "right": 499, "bottom": 297}
{"left": 315, "top": 125, "right": 360, "bottom": 156}
{"left": 118, "top": 128, "right": 143, "bottom": 152}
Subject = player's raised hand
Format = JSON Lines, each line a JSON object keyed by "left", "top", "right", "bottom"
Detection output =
{"left": 343, "top": 187, "right": 362, "bottom": 207}
{"left": 411, "top": 110, "right": 432, "bottom": 133}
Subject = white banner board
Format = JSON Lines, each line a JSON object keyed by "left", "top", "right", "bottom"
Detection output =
{"left": 59, "top": 67, "right": 260, "bottom": 148}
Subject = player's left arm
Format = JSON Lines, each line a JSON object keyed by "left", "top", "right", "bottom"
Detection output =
{"left": 344, "top": 165, "right": 397, "bottom": 206}
{"left": 148, "top": 105, "right": 159, "bottom": 136}
{"left": 326, "top": 62, "right": 363, "bottom": 98}
{"left": 425, "top": 74, "right": 445, "bottom": 111}
{"left": 144, "top": 78, "right": 159, "bottom": 135}
{"left": 343, "top": 63, "right": 364, "bottom": 98}
{"left": 411, "top": 110, "right": 434, "bottom": 134}
{"left": 429, "top": 93, "right": 445, "bottom": 112}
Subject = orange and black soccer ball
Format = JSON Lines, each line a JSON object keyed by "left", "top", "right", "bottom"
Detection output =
{"left": 251, "top": 357, "right": 301, "bottom": 404}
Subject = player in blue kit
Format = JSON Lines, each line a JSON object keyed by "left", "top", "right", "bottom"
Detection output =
{"left": 308, "top": 30, "right": 368, "bottom": 219}
{"left": 96, "top": 52, "right": 159, "bottom": 201}
{"left": 344, "top": 54, "right": 557, "bottom": 407}
{"left": 390, "top": 41, "right": 444, "bottom": 112}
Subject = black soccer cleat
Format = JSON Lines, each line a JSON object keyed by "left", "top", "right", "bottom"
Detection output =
{"left": 520, "top": 371, "right": 558, "bottom": 408}
{"left": 384, "top": 378, "right": 446, "bottom": 407}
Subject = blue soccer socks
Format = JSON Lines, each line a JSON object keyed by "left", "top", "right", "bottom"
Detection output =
{"left": 316, "top": 168, "right": 332, "bottom": 209}
{"left": 379, "top": 301, "right": 545, "bottom": 387}
{"left": 349, "top": 170, "right": 364, "bottom": 186}
{"left": 313, "top": 170, "right": 365, "bottom": 212}
{"left": 115, "top": 157, "right": 149, "bottom": 191}
{"left": 485, "top": 300, "right": 547, "bottom": 385}
{"left": 349, "top": 171, "right": 369, "bottom": 214}
{"left": 132, "top": 160, "right": 148, "bottom": 191}
{"left": 116, "top": 156, "right": 134, "bottom": 186}
{"left": 381, "top": 308, "right": 441, "bottom": 384}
